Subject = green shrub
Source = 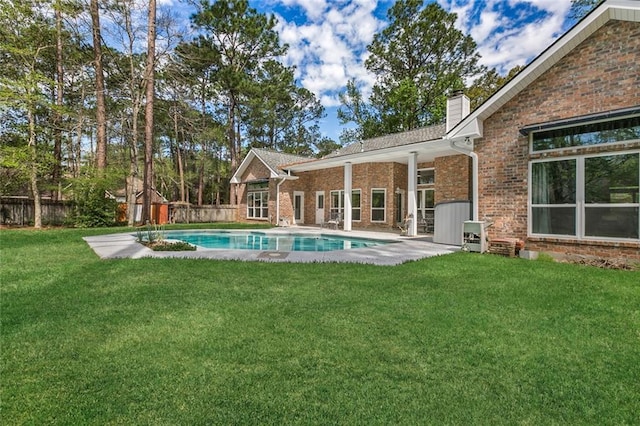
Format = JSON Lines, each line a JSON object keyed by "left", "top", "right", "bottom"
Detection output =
{"left": 69, "top": 177, "right": 119, "bottom": 227}
{"left": 147, "top": 241, "right": 196, "bottom": 251}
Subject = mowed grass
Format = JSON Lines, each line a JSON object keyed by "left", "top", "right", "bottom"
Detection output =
{"left": 1, "top": 226, "right": 639, "bottom": 424}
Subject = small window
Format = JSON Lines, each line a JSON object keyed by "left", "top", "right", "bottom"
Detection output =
{"left": 371, "top": 189, "right": 386, "bottom": 222}
{"left": 417, "top": 169, "right": 435, "bottom": 185}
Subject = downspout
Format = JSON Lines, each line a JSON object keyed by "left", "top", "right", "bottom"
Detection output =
{"left": 449, "top": 138, "right": 479, "bottom": 221}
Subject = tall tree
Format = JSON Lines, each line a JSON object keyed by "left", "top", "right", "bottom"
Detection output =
{"left": 90, "top": 0, "right": 107, "bottom": 170}
{"left": 340, "top": 0, "right": 484, "bottom": 138}
{"left": 0, "top": 2, "right": 57, "bottom": 228}
{"left": 142, "top": 0, "right": 157, "bottom": 223}
{"left": 467, "top": 65, "right": 523, "bottom": 111}
{"left": 189, "top": 0, "right": 285, "bottom": 205}
{"left": 570, "top": 0, "right": 603, "bottom": 20}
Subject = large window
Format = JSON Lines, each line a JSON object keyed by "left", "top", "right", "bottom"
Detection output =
{"left": 532, "top": 115, "right": 640, "bottom": 152}
{"left": 371, "top": 189, "right": 386, "bottom": 222}
{"left": 530, "top": 152, "right": 639, "bottom": 240}
{"left": 330, "top": 189, "right": 361, "bottom": 221}
{"left": 247, "top": 181, "right": 269, "bottom": 219}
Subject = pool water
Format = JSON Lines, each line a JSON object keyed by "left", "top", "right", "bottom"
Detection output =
{"left": 165, "top": 231, "right": 389, "bottom": 252}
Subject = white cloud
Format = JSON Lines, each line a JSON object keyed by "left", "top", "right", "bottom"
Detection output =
{"left": 273, "top": 0, "right": 384, "bottom": 108}
{"left": 268, "top": 0, "right": 576, "bottom": 137}
{"left": 440, "top": 0, "right": 573, "bottom": 73}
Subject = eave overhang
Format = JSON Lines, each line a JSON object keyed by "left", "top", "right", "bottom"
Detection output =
{"left": 284, "top": 138, "right": 456, "bottom": 172}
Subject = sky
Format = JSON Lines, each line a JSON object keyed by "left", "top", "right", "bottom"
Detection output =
{"left": 176, "top": 0, "right": 578, "bottom": 141}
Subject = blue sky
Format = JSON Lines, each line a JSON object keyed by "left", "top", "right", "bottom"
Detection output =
{"left": 172, "top": 0, "right": 578, "bottom": 141}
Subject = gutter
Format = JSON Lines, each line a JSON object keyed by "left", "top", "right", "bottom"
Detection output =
{"left": 449, "top": 138, "right": 479, "bottom": 221}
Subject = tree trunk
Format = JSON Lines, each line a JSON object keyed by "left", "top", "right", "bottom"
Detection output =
{"left": 197, "top": 159, "right": 204, "bottom": 206}
{"left": 53, "top": 4, "right": 64, "bottom": 200}
{"left": 174, "top": 106, "right": 185, "bottom": 203}
{"left": 27, "top": 109, "right": 42, "bottom": 228}
{"left": 90, "top": 0, "right": 107, "bottom": 170}
{"left": 228, "top": 98, "right": 238, "bottom": 205}
{"left": 142, "top": 0, "right": 156, "bottom": 223}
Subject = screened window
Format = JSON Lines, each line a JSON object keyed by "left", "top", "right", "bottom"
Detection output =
{"left": 371, "top": 189, "right": 386, "bottom": 222}
{"left": 532, "top": 116, "right": 640, "bottom": 152}
{"left": 247, "top": 181, "right": 269, "bottom": 219}
{"left": 530, "top": 152, "right": 639, "bottom": 240}
{"left": 330, "top": 189, "right": 361, "bottom": 221}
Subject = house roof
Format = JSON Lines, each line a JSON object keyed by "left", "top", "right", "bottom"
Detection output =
{"left": 107, "top": 177, "right": 168, "bottom": 203}
{"left": 285, "top": 124, "right": 450, "bottom": 172}
{"left": 446, "top": 0, "right": 640, "bottom": 143}
{"left": 230, "top": 148, "right": 312, "bottom": 183}
{"left": 325, "top": 124, "right": 446, "bottom": 158}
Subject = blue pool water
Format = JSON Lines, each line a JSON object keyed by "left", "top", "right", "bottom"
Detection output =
{"left": 165, "top": 231, "right": 389, "bottom": 252}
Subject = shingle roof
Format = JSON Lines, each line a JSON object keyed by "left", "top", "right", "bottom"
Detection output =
{"left": 324, "top": 124, "right": 446, "bottom": 158}
{"left": 252, "top": 148, "right": 313, "bottom": 175}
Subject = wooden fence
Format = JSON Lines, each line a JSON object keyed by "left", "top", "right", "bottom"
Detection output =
{"left": 0, "top": 197, "right": 73, "bottom": 226}
{"left": 0, "top": 197, "right": 238, "bottom": 226}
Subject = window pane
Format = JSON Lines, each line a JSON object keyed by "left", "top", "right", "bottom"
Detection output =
{"left": 532, "top": 206, "right": 576, "bottom": 235}
{"left": 418, "top": 169, "right": 435, "bottom": 185}
{"left": 585, "top": 207, "right": 639, "bottom": 239}
{"left": 352, "top": 191, "right": 360, "bottom": 208}
{"left": 372, "top": 190, "right": 385, "bottom": 208}
{"left": 585, "top": 154, "right": 639, "bottom": 203}
{"left": 372, "top": 209, "right": 385, "bottom": 221}
{"left": 352, "top": 209, "right": 361, "bottom": 221}
{"left": 532, "top": 160, "right": 576, "bottom": 204}
{"left": 425, "top": 190, "right": 434, "bottom": 208}
{"left": 532, "top": 116, "right": 640, "bottom": 151}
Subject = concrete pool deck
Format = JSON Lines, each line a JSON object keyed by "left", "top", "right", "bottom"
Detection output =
{"left": 83, "top": 227, "right": 460, "bottom": 266}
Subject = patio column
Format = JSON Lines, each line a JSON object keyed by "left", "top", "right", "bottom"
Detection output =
{"left": 407, "top": 152, "right": 418, "bottom": 236}
{"left": 343, "top": 162, "right": 352, "bottom": 231}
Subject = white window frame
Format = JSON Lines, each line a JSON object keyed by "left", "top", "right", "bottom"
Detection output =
{"left": 371, "top": 188, "right": 386, "bottom": 223}
{"left": 247, "top": 185, "right": 269, "bottom": 220}
{"left": 330, "top": 189, "right": 361, "bottom": 222}
{"left": 529, "top": 150, "right": 640, "bottom": 242}
{"left": 529, "top": 114, "right": 640, "bottom": 155}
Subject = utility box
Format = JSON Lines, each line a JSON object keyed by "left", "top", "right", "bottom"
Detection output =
{"left": 463, "top": 221, "right": 487, "bottom": 253}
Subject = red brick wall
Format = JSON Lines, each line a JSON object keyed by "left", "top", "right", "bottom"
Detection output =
{"left": 475, "top": 20, "right": 640, "bottom": 259}
{"left": 434, "top": 155, "right": 471, "bottom": 204}
{"left": 235, "top": 153, "right": 473, "bottom": 229}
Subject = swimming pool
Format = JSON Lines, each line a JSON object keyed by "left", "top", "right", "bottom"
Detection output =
{"left": 165, "top": 230, "right": 390, "bottom": 252}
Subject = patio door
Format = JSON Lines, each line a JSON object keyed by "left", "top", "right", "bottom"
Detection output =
{"left": 293, "top": 191, "right": 304, "bottom": 224}
{"left": 315, "top": 191, "right": 325, "bottom": 225}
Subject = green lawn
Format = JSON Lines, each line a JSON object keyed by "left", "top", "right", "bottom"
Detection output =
{"left": 1, "top": 226, "right": 639, "bottom": 424}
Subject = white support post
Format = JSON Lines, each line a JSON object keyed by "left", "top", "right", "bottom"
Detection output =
{"left": 343, "top": 162, "right": 352, "bottom": 231}
{"left": 407, "top": 152, "right": 418, "bottom": 236}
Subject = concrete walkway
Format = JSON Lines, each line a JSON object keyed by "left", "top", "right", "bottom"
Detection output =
{"left": 83, "top": 227, "right": 459, "bottom": 266}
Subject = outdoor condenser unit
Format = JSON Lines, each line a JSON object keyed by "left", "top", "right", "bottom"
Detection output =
{"left": 462, "top": 221, "right": 487, "bottom": 253}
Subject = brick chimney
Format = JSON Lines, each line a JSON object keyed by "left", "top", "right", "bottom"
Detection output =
{"left": 446, "top": 90, "right": 470, "bottom": 132}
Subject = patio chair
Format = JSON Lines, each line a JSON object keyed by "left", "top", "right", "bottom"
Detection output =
{"left": 417, "top": 212, "right": 433, "bottom": 234}
{"left": 325, "top": 212, "right": 342, "bottom": 229}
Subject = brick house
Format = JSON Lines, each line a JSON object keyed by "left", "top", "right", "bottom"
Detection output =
{"left": 231, "top": 0, "right": 639, "bottom": 260}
